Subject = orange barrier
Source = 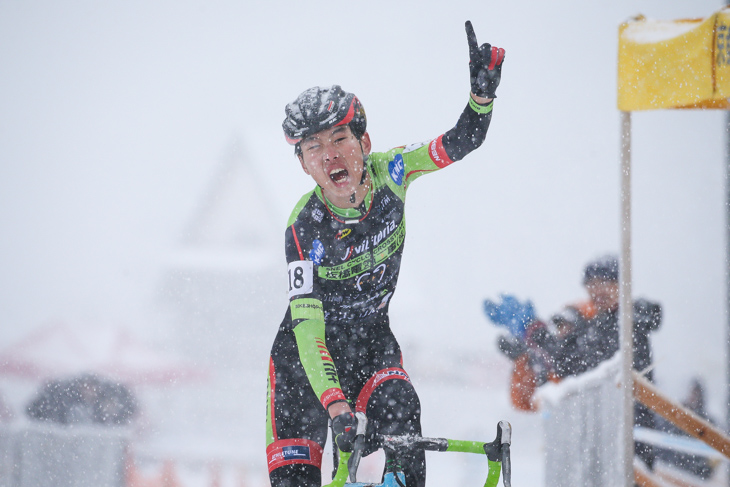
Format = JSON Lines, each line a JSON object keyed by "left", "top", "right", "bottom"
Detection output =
{"left": 125, "top": 454, "right": 258, "bottom": 487}
{"left": 634, "top": 373, "right": 730, "bottom": 460}
{"left": 634, "top": 460, "right": 666, "bottom": 487}
{"left": 125, "top": 455, "right": 182, "bottom": 487}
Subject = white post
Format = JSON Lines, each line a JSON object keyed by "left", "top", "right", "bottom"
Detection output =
{"left": 619, "top": 110, "right": 635, "bottom": 486}
{"left": 725, "top": 108, "right": 730, "bottom": 487}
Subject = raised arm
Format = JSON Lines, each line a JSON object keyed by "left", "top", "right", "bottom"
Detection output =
{"left": 442, "top": 20, "right": 505, "bottom": 162}
{"left": 390, "top": 21, "right": 505, "bottom": 188}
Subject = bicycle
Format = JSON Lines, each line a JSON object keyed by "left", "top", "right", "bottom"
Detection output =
{"left": 324, "top": 412, "right": 512, "bottom": 487}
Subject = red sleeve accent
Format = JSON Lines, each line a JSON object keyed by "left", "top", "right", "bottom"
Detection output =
{"left": 405, "top": 168, "right": 434, "bottom": 183}
{"left": 266, "top": 438, "right": 323, "bottom": 473}
{"left": 320, "top": 388, "right": 348, "bottom": 410}
{"left": 268, "top": 357, "right": 278, "bottom": 442}
{"left": 354, "top": 368, "right": 411, "bottom": 413}
{"left": 291, "top": 224, "right": 304, "bottom": 260}
{"left": 429, "top": 135, "right": 454, "bottom": 168}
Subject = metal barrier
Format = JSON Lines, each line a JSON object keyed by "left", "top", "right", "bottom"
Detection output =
{"left": 0, "top": 422, "right": 129, "bottom": 487}
{"left": 536, "top": 355, "right": 626, "bottom": 487}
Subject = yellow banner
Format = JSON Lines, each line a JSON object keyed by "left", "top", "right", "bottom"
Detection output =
{"left": 618, "top": 8, "right": 730, "bottom": 111}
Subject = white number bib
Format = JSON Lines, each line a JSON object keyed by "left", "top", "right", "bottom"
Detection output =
{"left": 287, "top": 260, "right": 314, "bottom": 299}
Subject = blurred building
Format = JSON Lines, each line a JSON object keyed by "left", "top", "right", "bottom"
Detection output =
{"left": 155, "top": 137, "right": 285, "bottom": 468}
{"left": 160, "top": 137, "right": 283, "bottom": 374}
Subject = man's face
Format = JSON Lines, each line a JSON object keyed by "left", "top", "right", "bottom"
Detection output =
{"left": 298, "top": 125, "right": 371, "bottom": 204}
{"left": 585, "top": 278, "right": 620, "bottom": 312}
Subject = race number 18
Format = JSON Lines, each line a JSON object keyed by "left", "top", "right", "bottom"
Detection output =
{"left": 287, "top": 260, "right": 314, "bottom": 299}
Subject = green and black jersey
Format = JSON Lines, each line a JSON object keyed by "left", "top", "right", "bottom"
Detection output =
{"left": 275, "top": 97, "right": 494, "bottom": 412}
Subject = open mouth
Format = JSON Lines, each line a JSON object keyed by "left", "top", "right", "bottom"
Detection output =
{"left": 329, "top": 167, "right": 349, "bottom": 184}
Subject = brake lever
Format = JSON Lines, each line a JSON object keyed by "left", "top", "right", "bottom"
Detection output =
{"left": 483, "top": 421, "right": 512, "bottom": 487}
{"left": 347, "top": 412, "right": 368, "bottom": 483}
{"left": 499, "top": 420, "right": 512, "bottom": 487}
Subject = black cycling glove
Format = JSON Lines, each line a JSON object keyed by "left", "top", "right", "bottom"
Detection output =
{"left": 465, "top": 20, "right": 505, "bottom": 99}
{"left": 331, "top": 411, "right": 357, "bottom": 452}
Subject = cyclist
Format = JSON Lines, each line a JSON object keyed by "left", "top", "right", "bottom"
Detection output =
{"left": 266, "top": 21, "right": 505, "bottom": 487}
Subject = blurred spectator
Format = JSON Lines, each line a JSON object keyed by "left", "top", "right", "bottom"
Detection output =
{"left": 485, "top": 254, "right": 662, "bottom": 469}
{"left": 26, "top": 373, "right": 137, "bottom": 426}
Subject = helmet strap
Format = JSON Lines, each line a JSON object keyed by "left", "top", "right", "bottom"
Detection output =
{"left": 347, "top": 143, "right": 370, "bottom": 205}
{"left": 351, "top": 149, "right": 369, "bottom": 203}
{"left": 358, "top": 144, "right": 369, "bottom": 186}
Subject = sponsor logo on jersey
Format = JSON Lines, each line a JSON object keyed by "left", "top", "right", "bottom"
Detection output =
{"left": 268, "top": 445, "right": 312, "bottom": 466}
{"left": 355, "top": 238, "right": 370, "bottom": 254}
{"left": 388, "top": 154, "right": 404, "bottom": 186}
{"left": 376, "top": 193, "right": 393, "bottom": 213}
{"left": 403, "top": 140, "right": 428, "bottom": 154}
{"left": 340, "top": 246, "right": 354, "bottom": 261}
{"left": 315, "top": 337, "right": 339, "bottom": 384}
{"left": 356, "top": 263, "right": 387, "bottom": 291}
{"left": 282, "top": 446, "right": 311, "bottom": 461}
{"left": 429, "top": 139, "right": 443, "bottom": 165}
{"left": 309, "top": 239, "right": 325, "bottom": 265}
{"left": 378, "top": 291, "right": 393, "bottom": 309}
{"left": 373, "top": 369, "right": 410, "bottom": 388}
{"left": 371, "top": 220, "right": 397, "bottom": 247}
{"left": 335, "top": 228, "right": 351, "bottom": 240}
{"left": 311, "top": 208, "right": 324, "bottom": 223}
{"left": 268, "top": 452, "right": 282, "bottom": 466}
{"left": 321, "top": 387, "right": 345, "bottom": 406}
{"left": 341, "top": 238, "right": 369, "bottom": 262}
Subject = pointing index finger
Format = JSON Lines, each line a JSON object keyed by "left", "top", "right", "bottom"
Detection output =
{"left": 465, "top": 20, "right": 480, "bottom": 60}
